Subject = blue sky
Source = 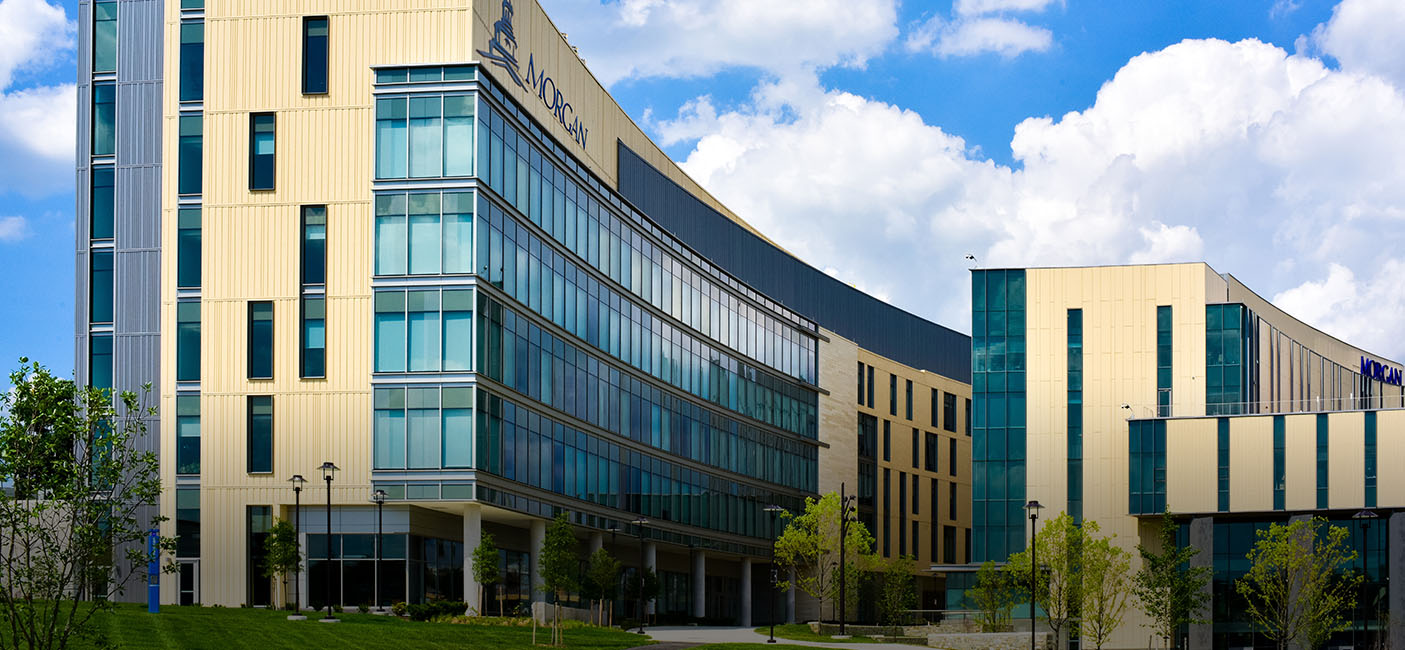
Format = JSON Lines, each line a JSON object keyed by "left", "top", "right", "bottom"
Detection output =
{"left": 3, "top": 0, "right": 1405, "bottom": 391}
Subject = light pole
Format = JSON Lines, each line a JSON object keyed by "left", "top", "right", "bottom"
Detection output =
{"left": 1353, "top": 509, "right": 1377, "bottom": 648}
{"left": 764, "top": 504, "right": 786, "bottom": 643}
{"left": 632, "top": 518, "right": 649, "bottom": 634}
{"left": 837, "top": 483, "right": 858, "bottom": 637}
{"left": 1025, "top": 500, "right": 1044, "bottom": 650}
{"left": 287, "top": 474, "right": 306, "bottom": 619}
{"left": 319, "top": 462, "right": 339, "bottom": 622}
{"left": 372, "top": 489, "right": 386, "bottom": 613}
{"left": 606, "top": 526, "right": 620, "bottom": 627}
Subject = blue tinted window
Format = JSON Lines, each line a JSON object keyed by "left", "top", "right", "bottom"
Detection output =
{"left": 94, "top": 1, "right": 117, "bottom": 73}
{"left": 249, "top": 113, "right": 276, "bottom": 190}
{"left": 302, "top": 17, "right": 328, "bottom": 94}
{"left": 301, "top": 297, "right": 325, "bottom": 378}
{"left": 177, "top": 208, "right": 201, "bottom": 288}
{"left": 91, "top": 167, "right": 115, "bottom": 240}
{"left": 176, "top": 395, "right": 200, "bottom": 475}
{"left": 247, "top": 396, "right": 273, "bottom": 473}
{"left": 176, "top": 301, "right": 200, "bottom": 382}
{"left": 93, "top": 83, "right": 116, "bottom": 156}
{"left": 179, "top": 22, "right": 204, "bottom": 102}
{"left": 178, "top": 115, "right": 202, "bottom": 194}
{"left": 89, "top": 334, "right": 113, "bottom": 391}
{"left": 90, "top": 249, "right": 114, "bottom": 323}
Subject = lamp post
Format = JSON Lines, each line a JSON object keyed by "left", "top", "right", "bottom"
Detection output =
{"left": 1352, "top": 509, "right": 1377, "bottom": 648}
{"left": 837, "top": 483, "right": 858, "bottom": 637}
{"left": 319, "top": 462, "right": 339, "bottom": 622}
{"left": 606, "top": 526, "right": 620, "bottom": 627}
{"left": 632, "top": 518, "right": 649, "bottom": 634}
{"left": 372, "top": 489, "right": 386, "bottom": 613}
{"left": 287, "top": 474, "right": 307, "bottom": 619}
{"left": 764, "top": 504, "right": 786, "bottom": 643}
{"left": 1025, "top": 500, "right": 1044, "bottom": 650}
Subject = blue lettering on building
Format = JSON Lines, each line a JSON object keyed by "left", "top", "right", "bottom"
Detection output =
{"left": 1360, "top": 356, "right": 1402, "bottom": 386}
{"left": 476, "top": 0, "right": 589, "bottom": 149}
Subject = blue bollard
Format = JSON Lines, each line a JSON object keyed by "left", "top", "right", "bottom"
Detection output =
{"left": 147, "top": 529, "right": 159, "bottom": 613}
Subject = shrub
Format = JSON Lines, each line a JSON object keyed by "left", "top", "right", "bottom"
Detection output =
{"left": 391, "top": 601, "right": 408, "bottom": 617}
{"left": 357, "top": 603, "right": 370, "bottom": 614}
{"left": 406, "top": 600, "right": 468, "bottom": 622}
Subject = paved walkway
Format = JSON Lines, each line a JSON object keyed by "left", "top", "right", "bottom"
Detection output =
{"left": 640, "top": 626, "right": 909, "bottom": 649}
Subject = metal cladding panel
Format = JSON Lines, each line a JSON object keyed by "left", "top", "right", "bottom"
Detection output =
{"left": 617, "top": 143, "right": 971, "bottom": 382}
{"left": 117, "top": 0, "right": 164, "bottom": 83}
{"left": 114, "top": 250, "right": 160, "bottom": 333}
{"left": 1380, "top": 410, "right": 1405, "bottom": 507}
{"left": 116, "top": 164, "right": 163, "bottom": 249}
{"left": 1165, "top": 417, "right": 1216, "bottom": 513}
{"left": 116, "top": 81, "right": 164, "bottom": 169}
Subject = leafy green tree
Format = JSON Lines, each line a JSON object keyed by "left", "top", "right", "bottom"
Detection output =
{"left": 968, "top": 560, "right": 1019, "bottom": 632}
{"left": 262, "top": 518, "right": 301, "bottom": 610}
{"left": 625, "top": 566, "right": 660, "bottom": 628}
{"left": 470, "top": 532, "right": 500, "bottom": 616}
{"left": 874, "top": 555, "right": 918, "bottom": 630}
{"left": 1007, "top": 512, "right": 1083, "bottom": 650}
{"left": 0, "top": 359, "right": 176, "bottom": 650}
{"left": 773, "top": 492, "right": 875, "bottom": 621}
{"left": 1133, "top": 511, "right": 1212, "bottom": 649}
{"left": 583, "top": 548, "right": 621, "bottom": 626}
{"left": 538, "top": 513, "right": 580, "bottom": 645}
{"left": 1080, "top": 533, "right": 1133, "bottom": 650}
{"left": 1235, "top": 517, "right": 1360, "bottom": 650}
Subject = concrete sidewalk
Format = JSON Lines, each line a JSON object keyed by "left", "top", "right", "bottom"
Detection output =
{"left": 642, "top": 626, "right": 909, "bottom": 649}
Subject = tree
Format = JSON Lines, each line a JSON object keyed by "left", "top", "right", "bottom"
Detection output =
{"left": 583, "top": 548, "right": 621, "bottom": 626}
{"left": 1007, "top": 512, "right": 1083, "bottom": 650}
{"left": 1133, "top": 511, "right": 1212, "bottom": 649}
{"left": 0, "top": 359, "right": 175, "bottom": 650}
{"left": 1080, "top": 533, "right": 1132, "bottom": 650}
{"left": 537, "top": 513, "right": 580, "bottom": 646}
{"left": 773, "top": 492, "right": 875, "bottom": 621}
{"left": 1235, "top": 517, "right": 1360, "bottom": 650}
{"left": 262, "top": 519, "right": 301, "bottom": 610}
{"left": 625, "top": 565, "right": 660, "bottom": 627}
{"left": 874, "top": 555, "right": 918, "bottom": 631}
{"left": 470, "top": 532, "right": 500, "bottom": 617}
{"left": 968, "top": 560, "right": 1019, "bottom": 632}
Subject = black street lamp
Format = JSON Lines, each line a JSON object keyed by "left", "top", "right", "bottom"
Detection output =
{"left": 631, "top": 518, "right": 648, "bottom": 634}
{"left": 1352, "top": 509, "right": 1377, "bottom": 648}
{"left": 372, "top": 489, "right": 387, "bottom": 613}
{"left": 1025, "top": 500, "right": 1044, "bottom": 650}
{"left": 606, "top": 526, "right": 620, "bottom": 626}
{"left": 837, "top": 483, "right": 858, "bottom": 637}
{"left": 764, "top": 504, "right": 786, "bottom": 643}
{"left": 319, "top": 462, "right": 339, "bottom": 622}
{"left": 287, "top": 474, "right": 306, "bottom": 619}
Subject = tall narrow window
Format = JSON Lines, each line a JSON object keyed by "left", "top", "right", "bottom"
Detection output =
{"left": 882, "top": 420, "right": 891, "bottom": 462}
{"left": 178, "top": 115, "right": 203, "bottom": 195}
{"left": 93, "top": 83, "right": 116, "bottom": 156}
{"left": 882, "top": 468, "right": 890, "bottom": 557}
{"left": 90, "top": 250, "right": 114, "bottom": 324}
{"left": 898, "top": 472, "right": 907, "bottom": 555}
{"left": 176, "top": 395, "right": 200, "bottom": 475}
{"left": 375, "top": 97, "right": 408, "bottom": 179}
{"left": 866, "top": 365, "right": 874, "bottom": 407}
{"left": 93, "top": 0, "right": 118, "bottom": 74}
{"left": 930, "top": 388, "right": 939, "bottom": 427}
{"left": 91, "top": 167, "right": 115, "bottom": 239}
{"left": 1067, "top": 308, "right": 1083, "bottom": 524}
{"left": 374, "top": 292, "right": 406, "bottom": 373}
{"left": 949, "top": 438, "right": 957, "bottom": 476}
{"left": 176, "top": 488, "right": 200, "bottom": 558}
{"left": 948, "top": 481, "right": 957, "bottom": 520}
{"left": 889, "top": 373, "right": 897, "bottom": 415}
{"left": 965, "top": 398, "right": 971, "bottom": 436}
{"left": 1316, "top": 413, "right": 1328, "bottom": 509}
{"left": 905, "top": 379, "right": 913, "bottom": 420}
{"left": 1157, "top": 306, "right": 1172, "bottom": 416}
{"left": 912, "top": 474, "right": 919, "bottom": 514}
{"left": 89, "top": 334, "right": 113, "bottom": 391}
{"left": 857, "top": 362, "right": 865, "bottom": 406}
{"left": 943, "top": 526, "right": 957, "bottom": 564}
{"left": 1216, "top": 418, "right": 1230, "bottom": 512}
{"left": 1364, "top": 411, "right": 1377, "bottom": 507}
{"left": 248, "top": 301, "right": 274, "bottom": 379}
{"left": 302, "top": 17, "right": 329, "bottom": 94}
{"left": 249, "top": 113, "right": 276, "bottom": 190}
{"left": 911, "top": 428, "right": 918, "bottom": 469}
{"left": 943, "top": 392, "right": 956, "bottom": 432}
{"left": 179, "top": 22, "right": 204, "bottom": 102}
{"left": 1272, "top": 415, "right": 1286, "bottom": 510}
{"left": 925, "top": 432, "right": 938, "bottom": 472}
{"left": 247, "top": 396, "right": 273, "bottom": 474}
{"left": 443, "top": 95, "right": 475, "bottom": 177}
{"left": 177, "top": 208, "right": 201, "bottom": 289}
{"left": 409, "top": 97, "right": 443, "bottom": 178}
{"left": 176, "top": 301, "right": 200, "bottom": 382}
{"left": 301, "top": 297, "right": 325, "bottom": 378}
{"left": 301, "top": 206, "right": 326, "bottom": 285}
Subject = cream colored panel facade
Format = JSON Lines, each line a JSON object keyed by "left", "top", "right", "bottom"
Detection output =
{"left": 1327, "top": 412, "right": 1364, "bottom": 509}
{"left": 818, "top": 330, "right": 860, "bottom": 500}
{"left": 1228, "top": 417, "right": 1272, "bottom": 512}
{"left": 1377, "top": 410, "right": 1405, "bottom": 507}
{"left": 1283, "top": 414, "right": 1316, "bottom": 510}
{"left": 1166, "top": 417, "right": 1215, "bottom": 513}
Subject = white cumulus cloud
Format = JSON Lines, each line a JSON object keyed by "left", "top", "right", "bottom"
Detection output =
{"left": 538, "top": 0, "right": 898, "bottom": 84}
{"left": 905, "top": 0, "right": 1057, "bottom": 60}
{"left": 954, "top": 0, "right": 1061, "bottom": 17}
{"left": 0, "top": 215, "right": 28, "bottom": 242}
{"left": 0, "top": 0, "right": 75, "bottom": 197}
{"left": 1310, "top": 0, "right": 1405, "bottom": 89}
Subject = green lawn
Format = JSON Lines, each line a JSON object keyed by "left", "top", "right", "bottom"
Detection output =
{"left": 751, "top": 624, "right": 876, "bottom": 643}
{"left": 66, "top": 604, "right": 648, "bottom": 650}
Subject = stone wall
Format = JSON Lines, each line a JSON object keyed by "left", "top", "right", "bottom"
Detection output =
{"left": 927, "top": 631, "right": 1050, "bottom": 650}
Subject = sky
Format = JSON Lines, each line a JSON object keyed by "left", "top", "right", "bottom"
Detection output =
{"left": 2, "top": 0, "right": 1405, "bottom": 387}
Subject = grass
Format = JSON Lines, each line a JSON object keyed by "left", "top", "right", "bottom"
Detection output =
{"left": 751, "top": 624, "right": 879, "bottom": 644}
{"left": 64, "top": 603, "right": 649, "bottom": 650}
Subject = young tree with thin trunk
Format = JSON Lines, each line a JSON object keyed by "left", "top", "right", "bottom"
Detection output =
{"left": 538, "top": 513, "right": 579, "bottom": 646}
{"left": 1133, "top": 511, "right": 1212, "bottom": 649}
{"left": 773, "top": 492, "right": 874, "bottom": 621}
{"left": 470, "top": 532, "right": 500, "bottom": 617}
{"left": 967, "top": 560, "right": 1019, "bottom": 632}
{"left": 584, "top": 548, "right": 621, "bottom": 626}
{"left": 0, "top": 359, "right": 176, "bottom": 650}
{"left": 1007, "top": 512, "right": 1083, "bottom": 650}
{"left": 874, "top": 555, "right": 918, "bottom": 631}
{"left": 1080, "top": 533, "right": 1132, "bottom": 650}
{"left": 1235, "top": 517, "right": 1359, "bottom": 650}
{"left": 262, "top": 519, "right": 301, "bottom": 610}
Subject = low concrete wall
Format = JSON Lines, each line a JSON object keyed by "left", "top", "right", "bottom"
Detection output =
{"left": 531, "top": 601, "right": 593, "bottom": 625}
{"left": 927, "top": 631, "right": 1050, "bottom": 650}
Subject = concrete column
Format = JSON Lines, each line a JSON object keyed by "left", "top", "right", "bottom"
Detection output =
{"left": 786, "top": 567, "right": 796, "bottom": 623}
{"left": 1287, "top": 515, "right": 1313, "bottom": 650}
{"left": 530, "top": 519, "right": 546, "bottom": 603}
{"left": 588, "top": 532, "right": 604, "bottom": 555}
{"left": 691, "top": 550, "right": 707, "bottom": 619}
{"left": 644, "top": 542, "right": 657, "bottom": 616}
{"left": 464, "top": 504, "right": 483, "bottom": 615}
{"left": 1188, "top": 517, "right": 1214, "bottom": 650}
{"left": 740, "top": 557, "right": 754, "bottom": 627}
{"left": 1391, "top": 513, "right": 1405, "bottom": 650}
